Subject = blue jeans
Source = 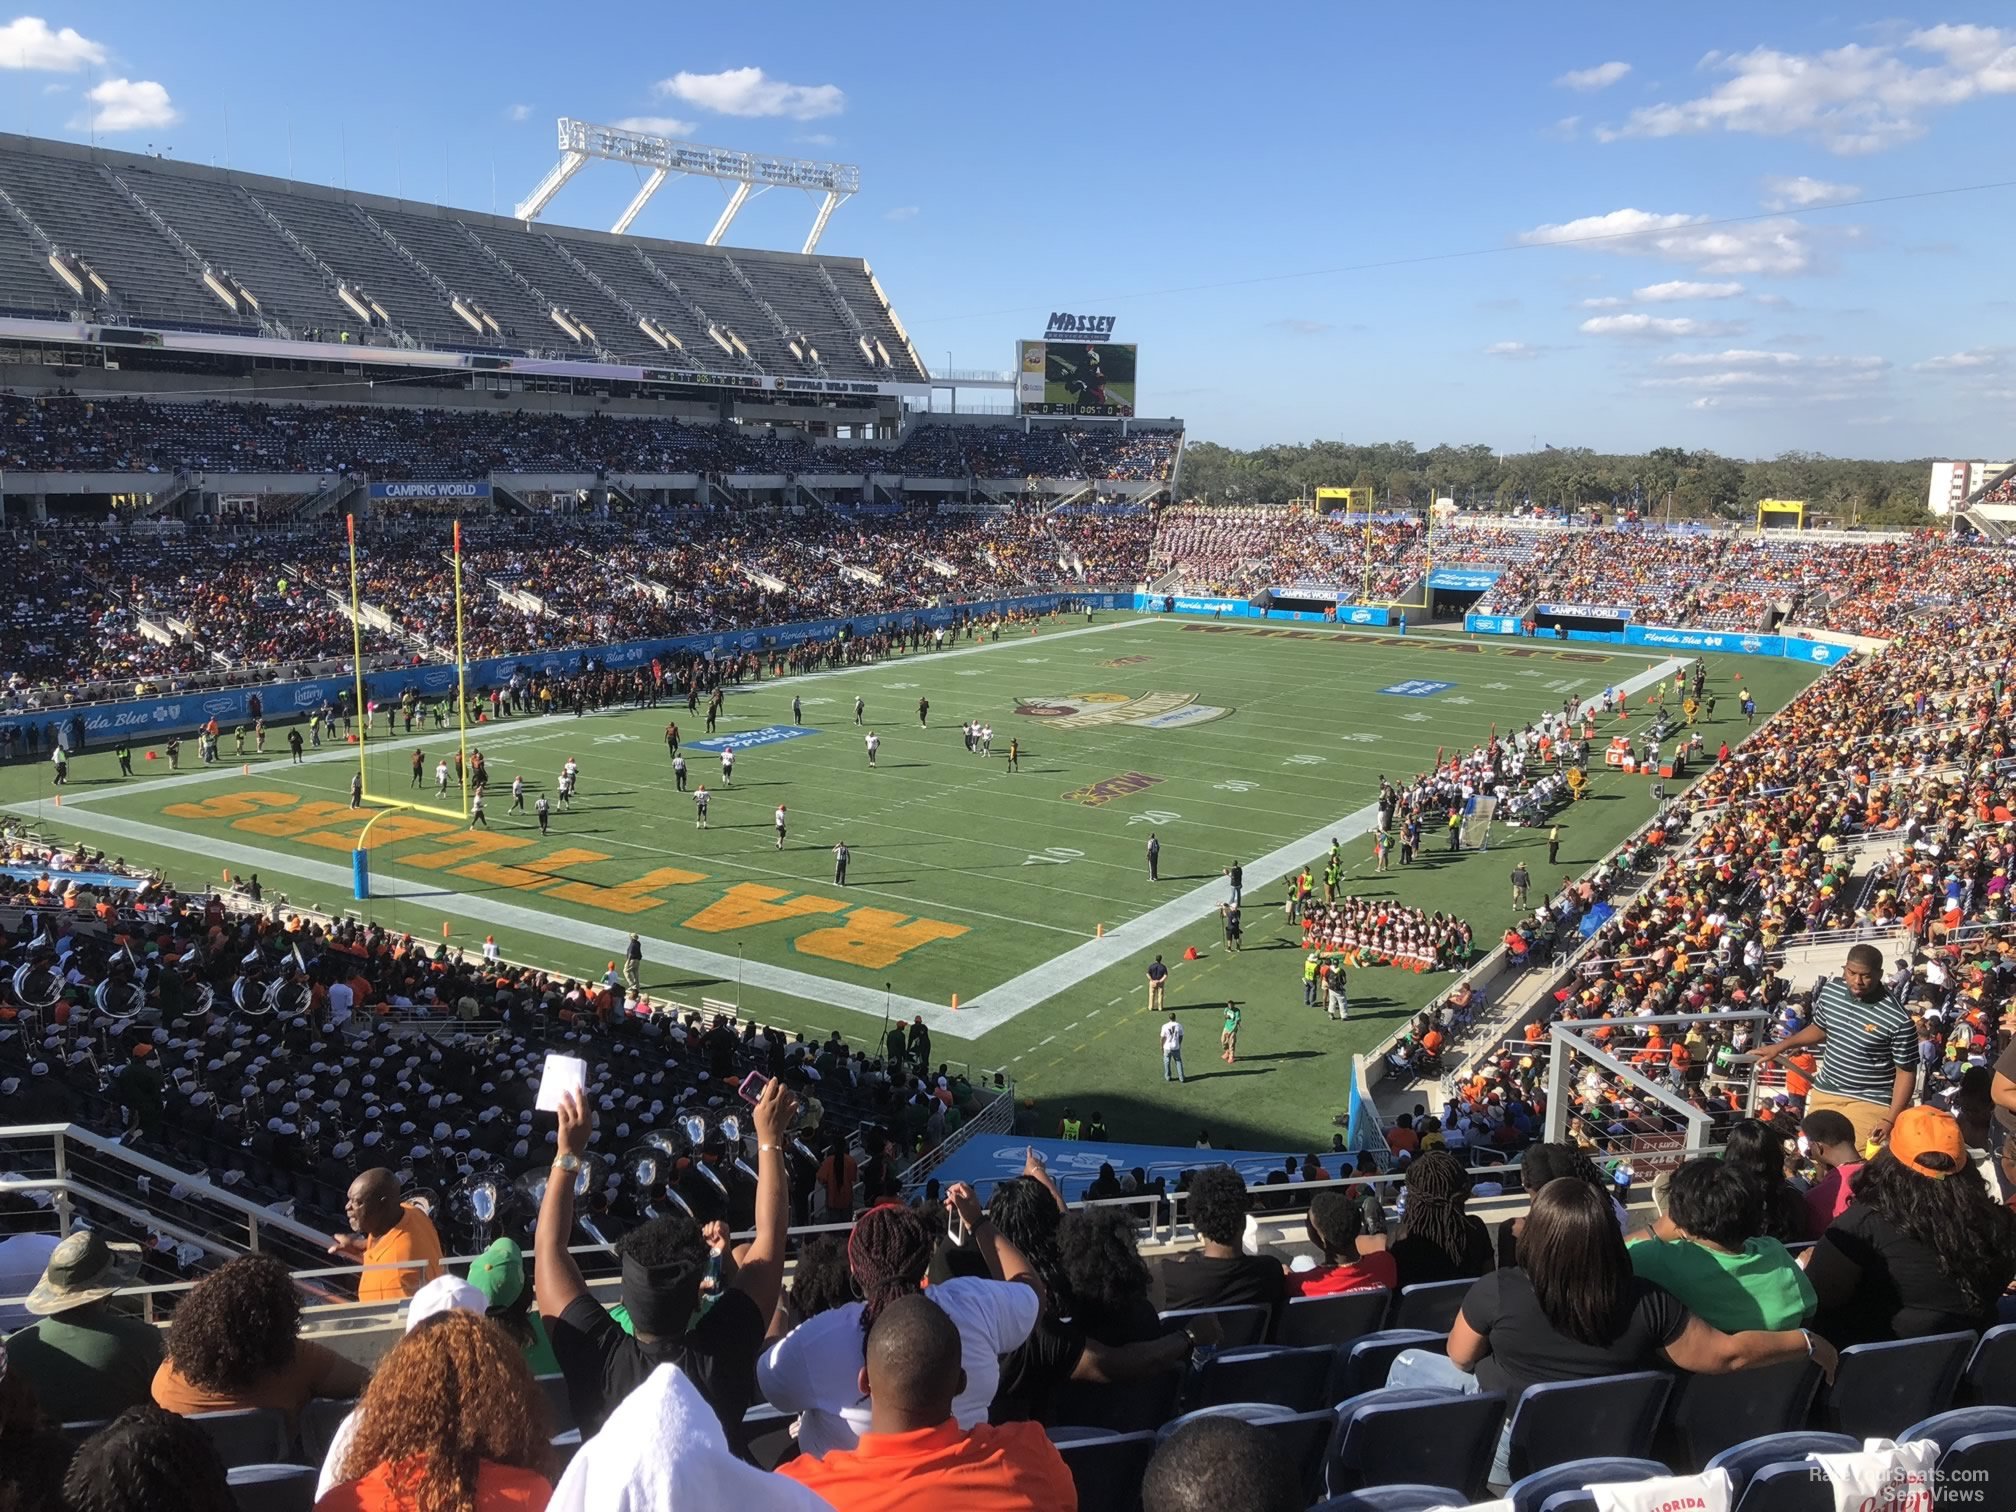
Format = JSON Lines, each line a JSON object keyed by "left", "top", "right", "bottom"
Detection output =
{"left": 1164, "top": 1051, "right": 1184, "bottom": 1082}
{"left": 1385, "top": 1348, "right": 1513, "bottom": 1489}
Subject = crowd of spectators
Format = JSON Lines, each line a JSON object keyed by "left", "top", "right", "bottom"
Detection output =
{"left": 0, "top": 392, "right": 1176, "bottom": 486}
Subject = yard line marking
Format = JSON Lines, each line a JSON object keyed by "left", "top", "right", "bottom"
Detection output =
{"left": 940, "top": 656, "right": 1691, "bottom": 1033}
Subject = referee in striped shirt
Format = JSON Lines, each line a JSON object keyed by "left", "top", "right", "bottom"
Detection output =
{"left": 1757, "top": 943, "right": 1917, "bottom": 1149}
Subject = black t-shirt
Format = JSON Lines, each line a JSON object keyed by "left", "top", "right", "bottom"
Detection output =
{"left": 1461, "top": 1267, "right": 1689, "bottom": 1402}
{"left": 1152, "top": 1252, "right": 1287, "bottom": 1314}
{"left": 551, "top": 1289, "right": 764, "bottom": 1450}
{"left": 1807, "top": 1202, "right": 1997, "bottom": 1348}
{"left": 1390, "top": 1215, "right": 1495, "bottom": 1288}
{"left": 990, "top": 1312, "right": 1088, "bottom": 1425}
{"left": 1996, "top": 1037, "right": 2016, "bottom": 1138}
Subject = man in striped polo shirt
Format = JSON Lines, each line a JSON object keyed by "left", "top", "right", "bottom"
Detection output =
{"left": 1757, "top": 943, "right": 1916, "bottom": 1148}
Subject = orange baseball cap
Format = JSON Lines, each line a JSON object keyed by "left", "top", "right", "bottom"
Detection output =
{"left": 1888, "top": 1106, "right": 1966, "bottom": 1179}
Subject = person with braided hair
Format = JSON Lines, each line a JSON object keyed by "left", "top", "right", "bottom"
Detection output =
{"left": 60, "top": 1405, "right": 235, "bottom": 1512}
{"left": 987, "top": 1150, "right": 1202, "bottom": 1425}
{"left": 759, "top": 1182, "right": 1042, "bottom": 1458}
{"left": 1388, "top": 1149, "right": 1495, "bottom": 1288}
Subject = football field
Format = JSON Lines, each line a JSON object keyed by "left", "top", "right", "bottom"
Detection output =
{"left": 5, "top": 615, "right": 1823, "bottom": 1149}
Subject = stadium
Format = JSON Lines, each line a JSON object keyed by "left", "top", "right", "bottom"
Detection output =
{"left": 2, "top": 37, "right": 2015, "bottom": 1512}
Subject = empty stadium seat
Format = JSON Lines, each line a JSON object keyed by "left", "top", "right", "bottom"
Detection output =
{"left": 549, "top": 1429, "right": 583, "bottom": 1471}
{"left": 1504, "top": 1457, "right": 1669, "bottom": 1512}
{"left": 1899, "top": 1405, "right": 2016, "bottom": 1506}
{"left": 1192, "top": 1344, "right": 1335, "bottom": 1412}
{"left": 1705, "top": 1431, "right": 1857, "bottom": 1499}
{"left": 1961, "top": 1324, "right": 2016, "bottom": 1406}
{"left": 225, "top": 1464, "right": 317, "bottom": 1512}
{"left": 1505, "top": 1372, "right": 1673, "bottom": 1482}
{"left": 1661, "top": 1357, "right": 1822, "bottom": 1465}
{"left": 741, "top": 1403, "right": 797, "bottom": 1472}
{"left": 1159, "top": 1304, "right": 1271, "bottom": 1348}
{"left": 1273, "top": 1287, "right": 1391, "bottom": 1348}
{"left": 1308, "top": 1487, "right": 1468, "bottom": 1512}
{"left": 297, "top": 1397, "right": 355, "bottom": 1468}
{"left": 1324, "top": 1387, "right": 1507, "bottom": 1500}
{"left": 1333, "top": 1329, "right": 1446, "bottom": 1401}
{"left": 1252, "top": 1407, "right": 1335, "bottom": 1500}
{"left": 1056, "top": 1429, "right": 1157, "bottom": 1512}
{"left": 1822, "top": 1332, "right": 1974, "bottom": 1440}
{"left": 189, "top": 1407, "right": 291, "bottom": 1470}
{"left": 1389, "top": 1279, "right": 1473, "bottom": 1333}
{"left": 1734, "top": 1460, "right": 1847, "bottom": 1512}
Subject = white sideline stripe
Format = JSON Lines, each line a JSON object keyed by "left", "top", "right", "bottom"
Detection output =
{"left": 944, "top": 656, "right": 1689, "bottom": 1033}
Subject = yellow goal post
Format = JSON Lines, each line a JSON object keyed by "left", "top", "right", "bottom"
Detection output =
{"left": 347, "top": 511, "right": 472, "bottom": 823}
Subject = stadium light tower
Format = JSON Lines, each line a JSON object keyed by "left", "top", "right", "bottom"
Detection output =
{"left": 515, "top": 117, "right": 861, "bottom": 253}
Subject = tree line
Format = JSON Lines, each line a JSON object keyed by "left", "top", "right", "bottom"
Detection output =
{"left": 1174, "top": 440, "right": 1937, "bottom": 526}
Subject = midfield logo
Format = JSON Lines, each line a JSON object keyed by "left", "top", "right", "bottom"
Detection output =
{"left": 1013, "top": 691, "right": 1231, "bottom": 731}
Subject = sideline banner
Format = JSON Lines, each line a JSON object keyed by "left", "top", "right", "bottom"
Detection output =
{"left": 0, "top": 591, "right": 1130, "bottom": 748}
{"left": 930, "top": 1136, "right": 1317, "bottom": 1201}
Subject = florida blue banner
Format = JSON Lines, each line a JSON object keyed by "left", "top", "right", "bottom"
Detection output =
{"left": 1427, "top": 568, "right": 1501, "bottom": 591}
{"left": 0, "top": 591, "right": 1129, "bottom": 748}
{"left": 929, "top": 1136, "right": 1320, "bottom": 1202}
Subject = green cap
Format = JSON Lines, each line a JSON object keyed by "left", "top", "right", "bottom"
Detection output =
{"left": 466, "top": 1237, "right": 525, "bottom": 1307}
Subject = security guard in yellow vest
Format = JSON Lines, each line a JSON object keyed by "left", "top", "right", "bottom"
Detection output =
{"left": 1059, "top": 1108, "right": 1083, "bottom": 1140}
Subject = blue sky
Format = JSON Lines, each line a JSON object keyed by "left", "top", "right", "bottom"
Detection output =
{"left": 1, "top": 4, "right": 2012, "bottom": 456}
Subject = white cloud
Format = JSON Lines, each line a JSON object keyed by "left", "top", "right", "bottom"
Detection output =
{"left": 1556, "top": 61, "right": 1631, "bottom": 91}
{"left": 1580, "top": 296, "right": 1628, "bottom": 309}
{"left": 1546, "top": 116, "right": 1581, "bottom": 140}
{"left": 1914, "top": 348, "right": 2004, "bottom": 371}
{"left": 657, "top": 66, "right": 844, "bottom": 120}
{"left": 797, "top": 132, "right": 838, "bottom": 147}
{"left": 614, "top": 115, "right": 698, "bottom": 138}
{"left": 1483, "top": 341, "right": 1544, "bottom": 358}
{"left": 1600, "top": 27, "right": 2016, "bottom": 154}
{"left": 1646, "top": 353, "right": 1886, "bottom": 388}
{"left": 0, "top": 16, "right": 105, "bottom": 71}
{"left": 1635, "top": 280, "right": 1746, "bottom": 301}
{"left": 507, "top": 103, "right": 532, "bottom": 123}
{"left": 1657, "top": 349, "right": 1804, "bottom": 367}
{"left": 1761, "top": 174, "right": 1861, "bottom": 210}
{"left": 75, "top": 78, "right": 177, "bottom": 132}
{"left": 1517, "top": 207, "right": 1819, "bottom": 275}
{"left": 1580, "top": 313, "right": 1743, "bottom": 338}
{"left": 882, "top": 205, "right": 919, "bottom": 222}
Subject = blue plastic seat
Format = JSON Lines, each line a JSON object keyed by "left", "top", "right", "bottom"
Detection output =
{"left": 1823, "top": 1332, "right": 1974, "bottom": 1440}
{"left": 1899, "top": 1406, "right": 2016, "bottom": 1508}
{"left": 1255, "top": 1407, "right": 1335, "bottom": 1501}
{"left": 1505, "top": 1456, "right": 1668, "bottom": 1512}
{"left": 1057, "top": 1430, "right": 1158, "bottom": 1512}
{"left": 1389, "top": 1278, "right": 1474, "bottom": 1333}
{"left": 1705, "top": 1430, "right": 1857, "bottom": 1498}
{"left": 1159, "top": 1303, "right": 1271, "bottom": 1348}
{"left": 1308, "top": 1488, "right": 1469, "bottom": 1512}
{"left": 1274, "top": 1287, "right": 1392, "bottom": 1347}
{"left": 1334, "top": 1328, "right": 1446, "bottom": 1401}
{"left": 1662, "top": 1357, "right": 1822, "bottom": 1465}
{"left": 297, "top": 1396, "right": 355, "bottom": 1468}
{"left": 1735, "top": 1459, "right": 1840, "bottom": 1512}
{"left": 1193, "top": 1343, "right": 1335, "bottom": 1411}
{"left": 189, "top": 1408, "right": 290, "bottom": 1470}
{"left": 1961, "top": 1324, "right": 2016, "bottom": 1406}
{"left": 1899, "top": 1403, "right": 2016, "bottom": 1451}
{"left": 1155, "top": 1400, "right": 1289, "bottom": 1442}
{"left": 1324, "top": 1386, "right": 1508, "bottom": 1501}
{"left": 225, "top": 1464, "right": 316, "bottom": 1512}
{"left": 741, "top": 1403, "right": 796, "bottom": 1471}
{"left": 1506, "top": 1371, "right": 1673, "bottom": 1482}
{"left": 534, "top": 1371, "right": 575, "bottom": 1433}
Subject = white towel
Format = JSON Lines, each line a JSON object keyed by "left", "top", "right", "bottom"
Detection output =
{"left": 547, "top": 1363, "right": 834, "bottom": 1512}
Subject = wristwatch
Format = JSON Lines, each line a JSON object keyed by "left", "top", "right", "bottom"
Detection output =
{"left": 553, "top": 1153, "right": 583, "bottom": 1173}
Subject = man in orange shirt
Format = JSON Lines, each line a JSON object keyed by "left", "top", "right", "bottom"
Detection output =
{"left": 328, "top": 1168, "right": 443, "bottom": 1302}
{"left": 778, "top": 1294, "right": 1077, "bottom": 1512}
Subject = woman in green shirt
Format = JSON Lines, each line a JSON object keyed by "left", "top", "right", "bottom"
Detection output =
{"left": 1626, "top": 1158, "right": 1814, "bottom": 1332}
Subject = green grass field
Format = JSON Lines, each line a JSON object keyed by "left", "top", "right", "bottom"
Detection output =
{"left": 4, "top": 615, "right": 1823, "bottom": 1151}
